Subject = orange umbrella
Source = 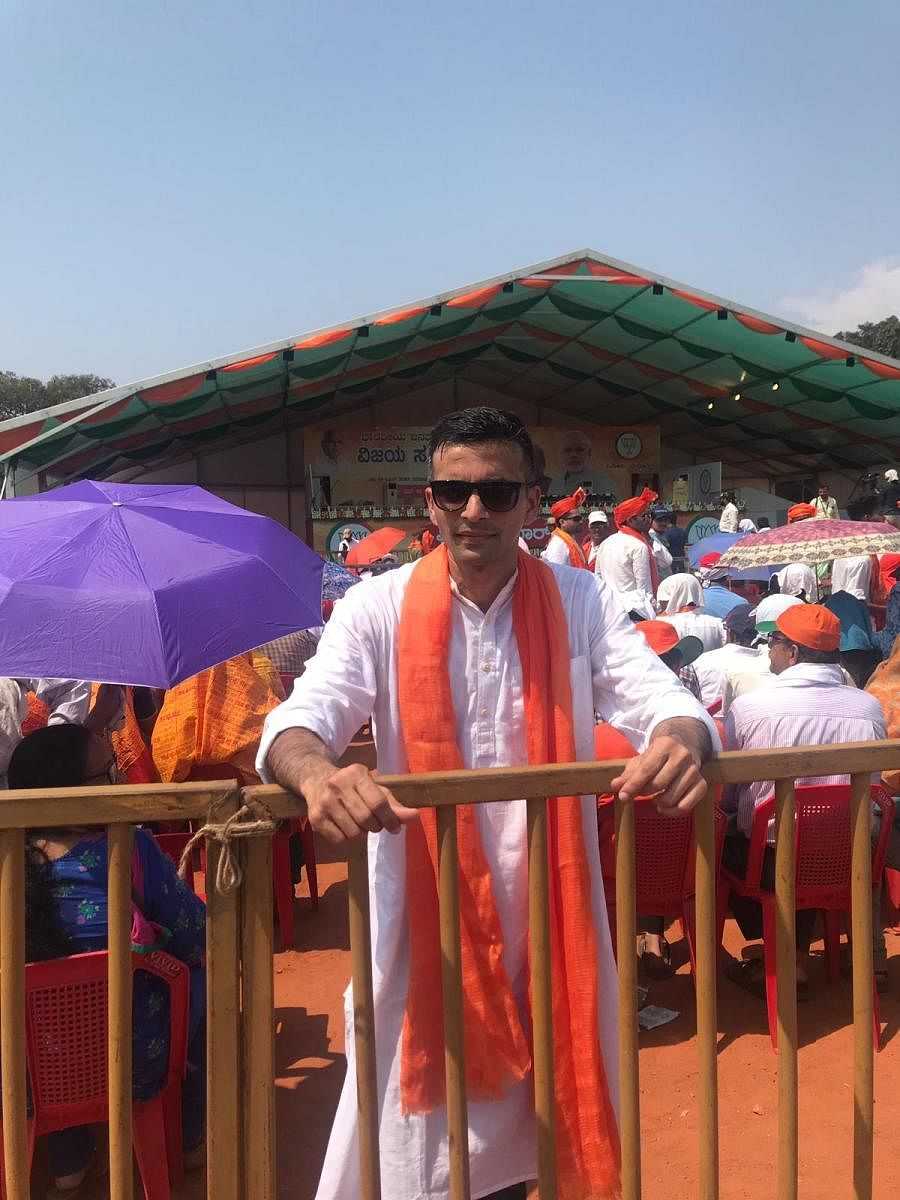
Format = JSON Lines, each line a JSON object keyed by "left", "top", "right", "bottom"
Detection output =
{"left": 344, "top": 526, "right": 408, "bottom": 567}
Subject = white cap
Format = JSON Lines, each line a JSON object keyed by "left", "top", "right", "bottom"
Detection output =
{"left": 751, "top": 593, "right": 804, "bottom": 631}
{"left": 885, "top": 469, "right": 898, "bottom": 482}
{"left": 588, "top": 510, "right": 608, "bottom": 524}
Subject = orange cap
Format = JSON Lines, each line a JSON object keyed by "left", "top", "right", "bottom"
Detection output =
{"left": 550, "top": 486, "right": 587, "bottom": 520}
{"left": 615, "top": 486, "right": 658, "bottom": 525}
{"left": 775, "top": 603, "right": 840, "bottom": 651}
{"left": 635, "top": 620, "right": 680, "bottom": 656}
{"left": 787, "top": 502, "right": 816, "bottom": 523}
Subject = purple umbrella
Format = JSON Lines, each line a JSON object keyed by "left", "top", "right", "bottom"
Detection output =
{"left": 0, "top": 480, "right": 324, "bottom": 687}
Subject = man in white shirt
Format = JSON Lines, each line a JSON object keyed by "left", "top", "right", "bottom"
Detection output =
{"left": 595, "top": 488, "right": 659, "bottom": 618}
{"left": 584, "top": 509, "right": 612, "bottom": 570}
{"left": 540, "top": 489, "right": 589, "bottom": 568}
{"left": 693, "top": 604, "right": 771, "bottom": 713}
{"left": 722, "top": 604, "right": 886, "bottom": 996}
{"left": 718, "top": 491, "right": 740, "bottom": 533}
{"left": 259, "top": 407, "right": 715, "bottom": 1200}
{"left": 812, "top": 483, "right": 838, "bottom": 520}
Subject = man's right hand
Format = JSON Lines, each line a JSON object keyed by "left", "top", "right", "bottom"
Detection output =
{"left": 303, "top": 760, "right": 419, "bottom": 844}
{"left": 267, "top": 728, "right": 419, "bottom": 845}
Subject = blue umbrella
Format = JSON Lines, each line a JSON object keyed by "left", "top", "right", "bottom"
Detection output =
{"left": 322, "top": 559, "right": 360, "bottom": 601}
{"left": 0, "top": 480, "right": 324, "bottom": 688}
{"left": 687, "top": 532, "right": 782, "bottom": 583}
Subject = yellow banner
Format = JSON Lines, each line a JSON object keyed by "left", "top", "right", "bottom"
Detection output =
{"left": 305, "top": 423, "right": 659, "bottom": 509}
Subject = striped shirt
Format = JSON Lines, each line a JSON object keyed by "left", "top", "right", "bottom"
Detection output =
{"left": 723, "top": 663, "right": 886, "bottom": 837}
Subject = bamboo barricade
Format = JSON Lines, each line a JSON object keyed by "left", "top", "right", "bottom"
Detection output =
{"left": 0, "top": 741, "right": 895, "bottom": 1199}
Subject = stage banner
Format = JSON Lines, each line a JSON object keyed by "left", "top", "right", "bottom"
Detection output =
{"left": 305, "top": 423, "right": 660, "bottom": 510}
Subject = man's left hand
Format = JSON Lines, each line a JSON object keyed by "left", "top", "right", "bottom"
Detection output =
{"left": 610, "top": 718, "right": 712, "bottom": 815}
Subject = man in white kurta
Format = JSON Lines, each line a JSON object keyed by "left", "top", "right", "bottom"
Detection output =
{"left": 260, "top": 407, "right": 715, "bottom": 1200}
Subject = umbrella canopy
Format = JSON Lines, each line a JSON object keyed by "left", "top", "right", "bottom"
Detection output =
{"left": 344, "top": 526, "right": 409, "bottom": 567}
{"left": 717, "top": 519, "right": 900, "bottom": 570}
{"left": 322, "top": 559, "right": 360, "bottom": 601}
{"left": 686, "top": 532, "right": 781, "bottom": 583}
{"left": 0, "top": 480, "right": 324, "bottom": 688}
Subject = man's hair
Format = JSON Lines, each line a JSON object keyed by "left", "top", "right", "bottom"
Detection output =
{"left": 8, "top": 724, "right": 95, "bottom": 791}
{"left": 428, "top": 407, "right": 536, "bottom": 479}
{"left": 792, "top": 643, "right": 840, "bottom": 666}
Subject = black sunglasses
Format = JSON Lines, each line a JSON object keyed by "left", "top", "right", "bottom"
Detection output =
{"left": 766, "top": 632, "right": 793, "bottom": 647}
{"left": 428, "top": 479, "right": 525, "bottom": 513}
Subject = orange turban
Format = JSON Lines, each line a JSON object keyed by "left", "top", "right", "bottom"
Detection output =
{"left": 550, "top": 486, "right": 587, "bottom": 519}
{"left": 787, "top": 502, "right": 816, "bottom": 523}
{"left": 614, "top": 487, "right": 658, "bottom": 525}
{"left": 698, "top": 552, "right": 722, "bottom": 568}
{"left": 775, "top": 604, "right": 840, "bottom": 651}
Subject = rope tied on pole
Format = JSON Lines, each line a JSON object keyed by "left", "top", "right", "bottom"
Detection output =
{"left": 178, "top": 791, "right": 277, "bottom": 893}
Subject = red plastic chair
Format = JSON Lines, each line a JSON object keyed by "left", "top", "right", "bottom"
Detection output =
{"left": 886, "top": 867, "right": 900, "bottom": 933}
{"left": 273, "top": 819, "right": 318, "bottom": 951}
{"left": 598, "top": 796, "right": 726, "bottom": 977}
{"left": 717, "top": 783, "right": 895, "bottom": 1051}
{"left": 0, "top": 949, "right": 190, "bottom": 1199}
{"left": 153, "top": 832, "right": 196, "bottom": 893}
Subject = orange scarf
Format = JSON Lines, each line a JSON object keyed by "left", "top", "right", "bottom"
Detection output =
{"left": 397, "top": 546, "right": 620, "bottom": 1198}
{"left": 619, "top": 525, "right": 659, "bottom": 593}
{"left": 551, "top": 527, "right": 590, "bottom": 570}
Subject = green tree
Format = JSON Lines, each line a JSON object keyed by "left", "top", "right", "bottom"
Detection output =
{"left": 0, "top": 371, "right": 115, "bottom": 422}
{"left": 835, "top": 315, "right": 900, "bottom": 360}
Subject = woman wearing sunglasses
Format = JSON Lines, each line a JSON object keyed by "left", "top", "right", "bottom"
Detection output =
{"left": 262, "top": 406, "right": 717, "bottom": 1200}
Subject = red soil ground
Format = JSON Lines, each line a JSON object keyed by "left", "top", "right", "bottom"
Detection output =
{"left": 274, "top": 846, "right": 900, "bottom": 1200}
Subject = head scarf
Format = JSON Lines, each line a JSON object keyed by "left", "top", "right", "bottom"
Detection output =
{"left": 787, "top": 502, "right": 817, "bottom": 523}
{"left": 550, "top": 487, "right": 587, "bottom": 520}
{"left": 776, "top": 562, "right": 817, "bottom": 600}
{"left": 824, "top": 591, "right": 878, "bottom": 652}
{"left": 885, "top": 469, "right": 899, "bottom": 483}
{"left": 614, "top": 487, "right": 658, "bottom": 526}
{"left": 656, "top": 572, "right": 704, "bottom": 615}
{"left": 738, "top": 518, "right": 758, "bottom": 533}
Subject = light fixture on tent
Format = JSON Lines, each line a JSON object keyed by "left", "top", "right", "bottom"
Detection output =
{"left": 652, "top": 283, "right": 664, "bottom": 296}
{"left": 771, "top": 382, "right": 780, "bottom": 391}
{"left": 430, "top": 304, "right": 442, "bottom": 316}
{"left": 706, "top": 401, "right": 715, "bottom": 411}
{"left": 734, "top": 391, "right": 742, "bottom": 401}
{"left": 717, "top": 309, "right": 728, "bottom": 321}
{"left": 785, "top": 331, "right": 796, "bottom": 342}
{"left": 846, "top": 356, "right": 856, "bottom": 367}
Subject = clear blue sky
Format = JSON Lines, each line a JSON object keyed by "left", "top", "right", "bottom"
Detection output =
{"left": 3, "top": 0, "right": 899, "bottom": 388}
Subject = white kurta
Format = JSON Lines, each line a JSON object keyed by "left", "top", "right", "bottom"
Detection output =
{"left": 540, "top": 531, "right": 577, "bottom": 566}
{"left": 258, "top": 562, "right": 716, "bottom": 1200}
{"left": 594, "top": 531, "right": 656, "bottom": 616}
{"left": 649, "top": 530, "right": 673, "bottom": 580}
{"left": 831, "top": 555, "right": 871, "bottom": 601}
{"left": 718, "top": 502, "right": 739, "bottom": 532}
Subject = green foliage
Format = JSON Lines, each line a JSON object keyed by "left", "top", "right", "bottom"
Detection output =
{"left": 0, "top": 372, "right": 115, "bottom": 422}
{"left": 835, "top": 315, "right": 900, "bottom": 360}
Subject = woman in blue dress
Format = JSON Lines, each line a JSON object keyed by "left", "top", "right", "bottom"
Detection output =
{"left": 10, "top": 723, "right": 207, "bottom": 1198}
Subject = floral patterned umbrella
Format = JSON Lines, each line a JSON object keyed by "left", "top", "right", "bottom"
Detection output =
{"left": 717, "top": 519, "right": 900, "bottom": 570}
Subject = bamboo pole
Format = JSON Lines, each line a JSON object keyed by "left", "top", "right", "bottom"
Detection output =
{"left": 107, "top": 824, "right": 134, "bottom": 1200}
{"left": 615, "top": 796, "right": 641, "bottom": 1200}
{"left": 850, "top": 773, "right": 874, "bottom": 1200}
{"left": 240, "top": 836, "right": 276, "bottom": 1200}
{"left": 436, "top": 806, "right": 471, "bottom": 1200}
{"left": 206, "top": 822, "right": 242, "bottom": 1200}
{"left": 347, "top": 836, "right": 381, "bottom": 1200}
{"left": 0, "top": 830, "right": 28, "bottom": 1200}
{"left": 693, "top": 789, "right": 719, "bottom": 1200}
{"left": 527, "top": 798, "right": 557, "bottom": 1200}
{"left": 774, "top": 780, "right": 797, "bottom": 1200}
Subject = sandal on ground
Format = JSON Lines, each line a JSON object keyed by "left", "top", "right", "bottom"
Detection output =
{"left": 725, "top": 956, "right": 810, "bottom": 1002}
{"left": 638, "top": 933, "right": 675, "bottom": 980}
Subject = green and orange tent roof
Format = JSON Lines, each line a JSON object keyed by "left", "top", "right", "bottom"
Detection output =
{"left": 4, "top": 248, "right": 900, "bottom": 487}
